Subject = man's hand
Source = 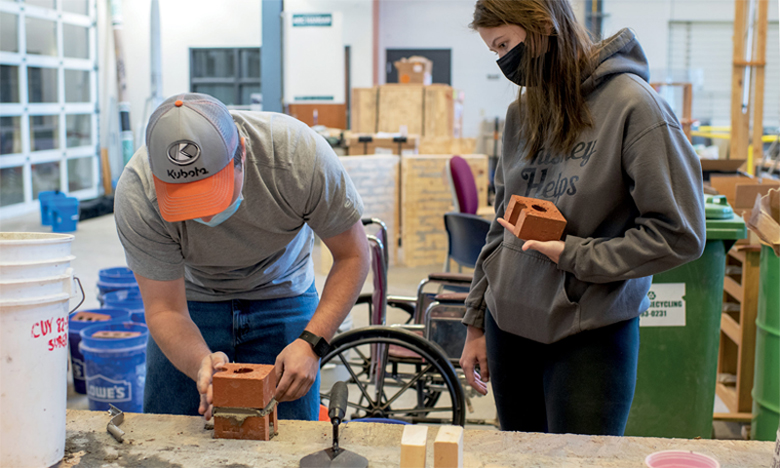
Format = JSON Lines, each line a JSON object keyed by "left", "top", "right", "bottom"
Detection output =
{"left": 274, "top": 338, "right": 320, "bottom": 402}
{"left": 197, "top": 351, "right": 229, "bottom": 420}
{"left": 459, "top": 325, "right": 490, "bottom": 396}
{"left": 496, "top": 217, "right": 565, "bottom": 264}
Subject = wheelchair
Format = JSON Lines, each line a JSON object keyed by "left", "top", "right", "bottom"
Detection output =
{"left": 319, "top": 217, "right": 491, "bottom": 427}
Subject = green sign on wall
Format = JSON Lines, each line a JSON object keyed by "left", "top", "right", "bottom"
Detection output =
{"left": 292, "top": 14, "right": 332, "bottom": 27}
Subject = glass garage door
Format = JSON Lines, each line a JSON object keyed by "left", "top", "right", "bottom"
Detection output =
{"left": 0, "top": 0, "right": 98, "bottom": 218}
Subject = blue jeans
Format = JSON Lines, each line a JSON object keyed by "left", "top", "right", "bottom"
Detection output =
{"left": 485, "top": 310, "right": 639, "bottom": 435}
{"left": 144, "top": 283, "right": 321, "bottom": 420}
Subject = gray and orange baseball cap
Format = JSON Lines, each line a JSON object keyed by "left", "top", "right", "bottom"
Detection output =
{"left": 146, "top": 93, "right": 239, "bottom": 222}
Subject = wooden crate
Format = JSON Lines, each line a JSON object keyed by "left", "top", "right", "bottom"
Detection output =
{"left": 715, "top": 246, "right": 762, "bottom": 419}
{"left": 400, "top": 154, "right": 488, "bottom": 268}
{"left": 350, "top": 85, "right": 461, "bottom": 138}
{"left": 351, "top": 87, "right": 378, "bottom": 134}
{"left": 377, "top": 84, "right": 425, "bottom": 135}
{"left": 419, "top": 137, "right": 477, "bottom": 155}
{"left": 424, "top": 85, "right": 455, "bottom": 138}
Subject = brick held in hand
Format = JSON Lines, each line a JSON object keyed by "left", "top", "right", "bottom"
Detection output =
{"left": 503, "top": 195, "right": 567, "bottom": 242}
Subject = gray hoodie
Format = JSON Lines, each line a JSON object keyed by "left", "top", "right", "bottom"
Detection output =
{"left": 462, "top": 29, "right": 706, "bottom": 344}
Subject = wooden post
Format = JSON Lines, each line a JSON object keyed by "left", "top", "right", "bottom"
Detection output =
{"left": 730, "top": 0, "right": 750, "bottom": 165}
{"left": 750, "top": 0, "right": 769, "bottom": 169}
{"left": 100, "top": 148, "right": 113, "bottom": 196}
{"left": 731, "top": 0, "right": 768, "bottom": 175}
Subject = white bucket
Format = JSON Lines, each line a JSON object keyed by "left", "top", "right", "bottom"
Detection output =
{"left": 0, "top": 255, "right": 75, "bottom": 280}
{"left": 0, "top": 270, "right": 75, "bottom": 299}
{"left": 0, "top": 232, "right": 74, "bottom": 468}
{"left": 0, "top": 232, "right": 74, "bottom": 263}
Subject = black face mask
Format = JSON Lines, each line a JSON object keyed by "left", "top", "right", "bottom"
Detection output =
{"left": 497, "top": 42, "right": 526, "bottom": 86}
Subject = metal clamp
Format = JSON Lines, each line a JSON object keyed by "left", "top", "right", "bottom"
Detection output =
{"left": 107, "top": 404, "right": 125, "bottom": 443}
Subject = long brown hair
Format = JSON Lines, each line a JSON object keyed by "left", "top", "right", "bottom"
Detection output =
{"left": 471, "top": 0, "right": 596, "bottom": 158}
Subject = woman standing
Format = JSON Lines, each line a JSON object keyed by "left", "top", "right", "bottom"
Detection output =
{"left": 459, "top": 0, "right": 706, "bottom": 436}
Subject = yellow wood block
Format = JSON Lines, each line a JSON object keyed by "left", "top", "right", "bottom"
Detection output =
{"left": 434, "top": 426, "right": 463, "bottom": 468}
{"left": 401, "top": 425, "right": 428, "bottom": 468}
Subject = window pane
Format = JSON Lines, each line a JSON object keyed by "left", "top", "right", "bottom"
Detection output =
{"left": 66, "top": 114, "right": 91, "bottom": 147}
{"left": 0, "top": 116, "right": 23, "bottom": 155}
{"left": 0, "top": 13, "right": 18, "bottom": 53}
{"left": 192, "top": 84, "right": 234, "bottom": 105}
{"left": 63, "top": 24, "right": 89, "bottom": 59}
{"left": 239, "top": 85, "right": 261, "bottom": 106}
{"left": 192, "top": 50, "right": 234, "bottom": 78}
{"left": 62, "top": 0, "right": 89, "bottom": 15}
{"left": 0, "top": 166, "right": 25, "bottom": 207}
{"left": 67, "top": 156, "right": 93, "bottom": 191}
{"left": 65, "top": 70, "right": 90, "bottom": 102}
{"left": 26, "top": 17, "right": 57, "bottom": 56}
{"left": 1, "top": 65, "right": 19, "bottom": 103}
{"left": 32, "top": 161, "right": 60, "bottom": 199}
{"left": 240, "top": 49, "right": 260, "bottom": 79}
{"left": 30, "top": 115, "right": 59, "bottom": 151}
{"left": 25, "top": 0, "right": 56, "bottom": 9}
{"left": 28, "top": 67, "right": 58, "bottom": 103}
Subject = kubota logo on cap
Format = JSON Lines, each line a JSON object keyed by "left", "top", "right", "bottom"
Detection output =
{"left": 167, "top": 141, "right": 201, "bottom": 166}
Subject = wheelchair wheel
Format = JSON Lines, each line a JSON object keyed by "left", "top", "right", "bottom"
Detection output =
{"left": 320, "top": 326, "right": 466, "bottom": 426}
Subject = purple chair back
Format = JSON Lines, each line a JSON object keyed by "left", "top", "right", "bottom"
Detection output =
{"left": 447, "top": 156, "right": 479, "bottom": 215}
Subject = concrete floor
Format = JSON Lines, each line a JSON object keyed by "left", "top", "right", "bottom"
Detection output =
{"left": 1, "top": 210, "right": 744, "bottom": 439}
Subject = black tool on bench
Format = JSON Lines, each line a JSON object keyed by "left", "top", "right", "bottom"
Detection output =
{"left": 300, "top": 381, "right": 368, "bottom": 468}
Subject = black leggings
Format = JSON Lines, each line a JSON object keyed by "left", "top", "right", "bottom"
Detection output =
{"left": 485, "top": 311, "right": 639, "bottom": 435}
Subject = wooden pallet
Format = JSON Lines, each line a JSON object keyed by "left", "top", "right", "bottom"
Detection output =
{"left": 716, "top": 245, "right": 762, "bottom": 416}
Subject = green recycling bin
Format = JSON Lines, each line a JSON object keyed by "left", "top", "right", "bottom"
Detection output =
{"left": 751, "top": 244, "right": 780, "bottom": 441}
{"left": 625, "top": 195, "right": 746, "bottom": 439}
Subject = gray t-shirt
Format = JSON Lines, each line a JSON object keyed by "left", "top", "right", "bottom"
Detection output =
{"left": 114, "top": 111, "right": 363, "bottom": 302}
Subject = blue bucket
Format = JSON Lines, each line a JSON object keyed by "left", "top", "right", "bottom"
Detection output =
{"left": 39, "top": 190, "right": 66, "bottom": 226}
{"left": 97, "top": 267, "right": 138, "bottom": 306}
{"left": 51, "top": 197, "right": 79, "bottom": 233}
{"left": 79, "top": 321, "right": 148, "bottom": 412}
{"left": 130, "top": 311, "right": 146, "bottom": 324}
{"left": 103, "top": 289, "right": 144, "bottom": 315}
{"left": 68, "top": 309, "right": 132, "bottom": 394}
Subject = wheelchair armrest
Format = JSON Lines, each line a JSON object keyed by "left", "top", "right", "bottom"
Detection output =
{"left": 387, "top": 295, "right": 416, "bottom": 314}
{"left": 433, "top": 292, "right": 470, "bottom": 303}
{"left": 427, "top": 272, "right": 473, "bottom": 284}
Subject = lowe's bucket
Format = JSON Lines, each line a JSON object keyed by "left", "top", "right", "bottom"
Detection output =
{"left": 68, "top": 309, "right": 132, "bottom": 394}
{"left": 103, "top": 288, "right": 144, "bottom": 315}
{"left": 0, "top": 232, "right": 78, "bottom": 468}
{"left": 130, "top": 311, "right": 146, "bottom": 324}
{"left": 96, "top": 267, "right": 138, "bottom": 306}
{"left": 51, "top": 197, "right": 79, "bottom": 233}
{"left": 80, "top": 321, "right": 148, "bottom": 412}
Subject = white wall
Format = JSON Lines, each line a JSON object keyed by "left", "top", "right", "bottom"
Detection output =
{"left": 285, "top": 0, "right": 374, "bottom": 89}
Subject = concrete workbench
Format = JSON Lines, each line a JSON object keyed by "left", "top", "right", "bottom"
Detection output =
{"left": 63, "top": 410, "right": 773, "bottom": 467}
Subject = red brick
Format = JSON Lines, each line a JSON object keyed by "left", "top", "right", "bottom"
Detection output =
{"left": 212, "top": 363, "right": 275, "bottom": 409}
{"left": 504, "top": 195, "right": 567, "bottom": 242}
{"left": 214, "top": 414, "right": 271, "bottom": 441}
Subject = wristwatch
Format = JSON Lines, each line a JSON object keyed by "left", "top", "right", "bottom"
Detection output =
{"left": 299, "top": 330, "right": 331, "bottom": 358}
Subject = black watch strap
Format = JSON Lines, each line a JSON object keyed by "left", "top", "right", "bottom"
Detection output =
{"left": 299, "top": 330, "right": 331, "bottom": 358}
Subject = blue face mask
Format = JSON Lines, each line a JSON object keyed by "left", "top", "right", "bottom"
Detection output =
{"left": 194, "top": 173, "right": 244, "bottom": 227}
